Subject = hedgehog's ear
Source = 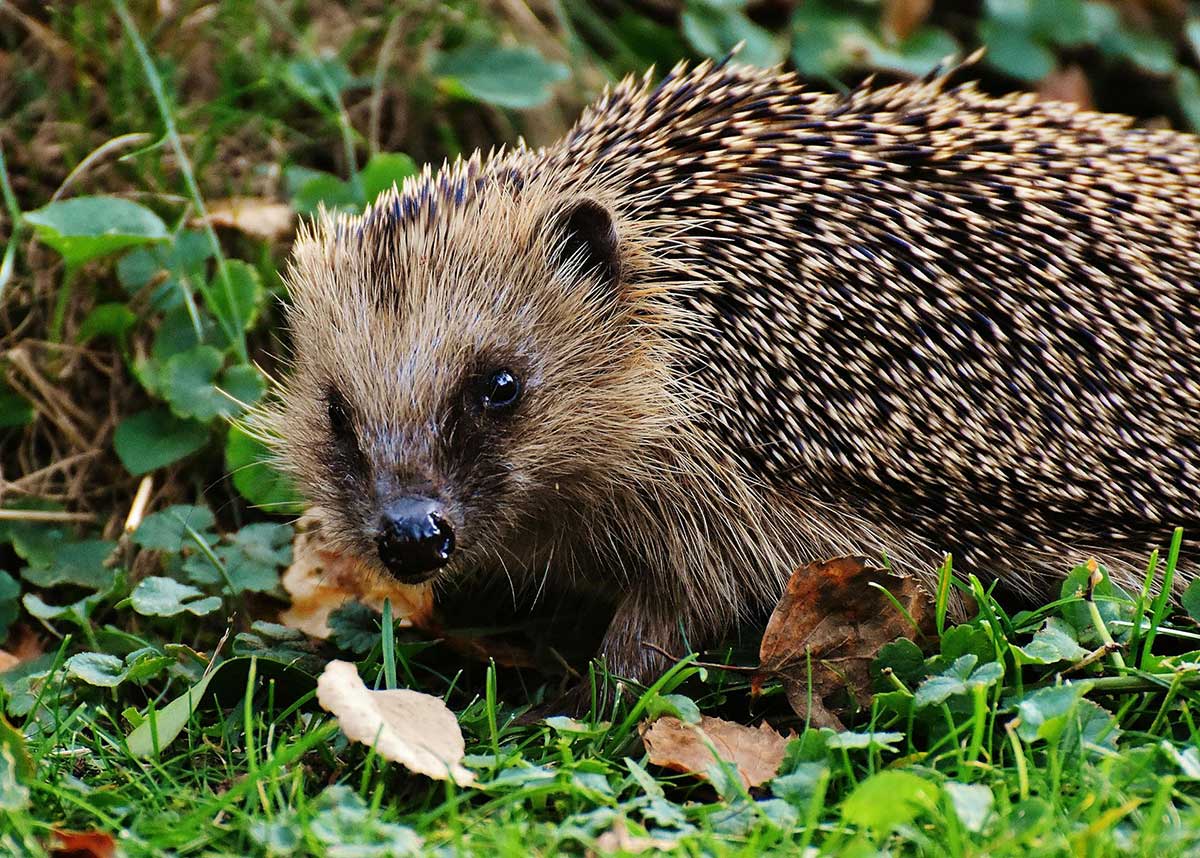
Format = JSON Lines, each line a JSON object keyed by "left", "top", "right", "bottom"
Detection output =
{"left": 546, "top": 199, "right": 621, "bottom": 292}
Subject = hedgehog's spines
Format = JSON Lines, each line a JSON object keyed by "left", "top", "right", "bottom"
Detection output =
{"left": 278, "top": 59, "right": 1200, "bottom": 682}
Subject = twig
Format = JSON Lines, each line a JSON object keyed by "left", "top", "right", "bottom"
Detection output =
{"left": 6, "top": 346, "right": 92, "bottom": 446}
{"left": 51, "top": 133, "right": 154, "bottom": 202}
{"left": 0, "top": 509, "right": 95, "bottom": 523}
{"left": 3, "top": 451, "right": 100, "bottom": 493}
{"left": 1062, "top": 641, "right": 1123, "bottom": 676}
{"left": 640, "top": 641, "right": 757, "bottom": 673}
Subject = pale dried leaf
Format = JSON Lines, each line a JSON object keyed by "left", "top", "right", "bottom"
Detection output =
{"left": 316, "top": 660, "right": 475, "bottom": 785}
{"left": 882, "top": 0, "right": 932, "bottom": 40}
{"left": 640, "top": 714, "right": 788, "bottom": 788}
{"left": 1037, "top": 65, "right": 1093, "bottom": 110}
{"left": 279, "top": 516, "right": 433, "bottom": 638}
{"left": 592, "top": 818, "right": 679, "bottom": 855}
{"left": 202, "top": 197, "right": 295, "bottom": 241}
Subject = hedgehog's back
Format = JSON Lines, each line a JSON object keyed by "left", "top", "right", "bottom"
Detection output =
{"left": 555, "top": 61, "right": 1200, "bottom": 591}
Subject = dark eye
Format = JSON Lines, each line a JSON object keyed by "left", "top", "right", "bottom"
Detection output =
{"left": 326, "top": 387, "right": 355, "bottom": 440}
{"left": 481, "top": 369, "right": 521, "bottom": 411}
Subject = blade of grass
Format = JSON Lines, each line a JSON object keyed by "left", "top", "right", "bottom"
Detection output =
{"left": 111, "top": 0, "right": 247, "bottom": 362}
{"left": 1141, "top": 527, "right": 1184, "bottom": 666}
{"left": 381, "top": 598, "right": 397, "bottom": 690}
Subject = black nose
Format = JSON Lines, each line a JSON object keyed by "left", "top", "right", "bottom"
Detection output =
{"left": 375, "top": 498, "right": 455, "bottom": 583}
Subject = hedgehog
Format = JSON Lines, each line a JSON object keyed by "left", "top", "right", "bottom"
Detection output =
{"left": 262, "top": 58, "right": 1200, "bottom": 684}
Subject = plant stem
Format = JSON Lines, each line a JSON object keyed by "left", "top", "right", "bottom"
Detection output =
{"left": 111, "top": 0, "right": 247, "bottom": 362}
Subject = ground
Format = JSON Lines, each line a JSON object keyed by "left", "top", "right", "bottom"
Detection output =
{"left": 2, "top": 2, "right": 1200, "bottom": 856}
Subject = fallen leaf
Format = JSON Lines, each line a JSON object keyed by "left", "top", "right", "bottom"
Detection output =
{"left": 51, "top": 830, "right": 116, "bottom": 858}
{"left": 316, "top": 659, "right": 475, "bottom": 785}
{"left": 1037, "top": 65, "right": 1093, "bottom": 110}
{"left": 640, "top": 714, "right": 789, "bottom": 788}
{"left": 201, "top": 197, "right": 295, "bottom": 242}
{"left": 279, "top": 516, "right": 434, "bottom": 638}
{"left": 592, "top": 817, "right": 680, "bottom": 855}
{"left": 0, "top": 625, "right": 45, "bottom": 673}
{"left": 881, "top": 0, "right": 933, "bottom": 41}
{"left": 753, "top": 556, "right": 934, "bottom": 729}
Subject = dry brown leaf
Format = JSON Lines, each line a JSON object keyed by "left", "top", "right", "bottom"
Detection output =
{"left": 881, "top": 0, "right": 933, "bottom": 41}
{"left": 279, "top": 517, "right": 434, "bottom": 638}
{"left": 753, "top": 556, "right": 934, "bottom": 729}
{"left": 1037, "top": 65, "right": 1093, "bottom": 110}
{"left": 640, "top": 715, "right": 789, "bottom": 788}
{"left": 50, "top": 830, "right": 116, "bottom": 858}
{"left": 281, "top": 517, "right": 542, "bottom": 670}
{"left": 0, "top": 625, "right": 45, "bottom": 673}
{"left": 316, "top": 660, "right": 475, "bottom": 785}
{"left": 201, "top": 197, "right": 295, "bottom": 242}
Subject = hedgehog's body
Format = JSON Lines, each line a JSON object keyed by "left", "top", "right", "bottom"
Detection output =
{"left": 273, "top": 61, "right": 1200, "bottom": 682}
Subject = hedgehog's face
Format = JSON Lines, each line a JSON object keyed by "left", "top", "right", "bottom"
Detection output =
{"left": 273, "top": 183, "right": 671, "bottom": 587}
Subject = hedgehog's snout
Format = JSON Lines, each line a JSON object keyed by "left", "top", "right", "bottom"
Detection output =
{"left": 375, "top": 496, "right": 456, "bottom": 583}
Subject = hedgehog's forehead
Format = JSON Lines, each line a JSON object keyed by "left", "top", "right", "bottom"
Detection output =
{"left": 350, "top": 153, "right": 542, "bottom": 250}
{"left": 356, "top": 155, "right": 498, "bottom": 234}
{"left": 306, "top": 206, "right": 548, "bottom": 404}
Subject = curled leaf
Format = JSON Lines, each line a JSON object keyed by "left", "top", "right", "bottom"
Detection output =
{"left": 640, "top": 715, "right": 789, "bottom": 788}
{"left": 754, "top": 556, "right": 934, "bottom": 729}
{"left": 279, "top": 517, "right": 433, "bottom": 638}
{"left": 316, "top": 660, "right": 475, "bottom": 786}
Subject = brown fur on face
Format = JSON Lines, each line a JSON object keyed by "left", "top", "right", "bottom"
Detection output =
{"left": 258, "top": 159, "right": 809, "bottom": 679}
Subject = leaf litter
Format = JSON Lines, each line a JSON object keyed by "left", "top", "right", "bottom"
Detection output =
{"left": 640, "top": 714, "right": 790, "bottom": 788}
{"left": 316, "top": 660, "right": 475, "bottom": 786}
{"left": 753, "top": 555, "right": 935, "bottom": 729}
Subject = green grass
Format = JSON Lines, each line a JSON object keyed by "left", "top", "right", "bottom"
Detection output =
{"left": 4, "top": 557, "right": 1200, "bottom": 857}
{"left": 3, "top": 2, "right": 1200, "bottom": 856}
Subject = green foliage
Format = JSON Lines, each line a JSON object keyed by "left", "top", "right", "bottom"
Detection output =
{"left": 65, "top": 651, "right": 129, "bottom": 688}
{"left": 114, "top": 408, "right": 210, "bottom": 475}
{"left": 913, "top": 654, "right": 1004, "bottom": 708}
{"left": 433, "top": 42, "right": 569, "bottom": 109}
{"left": 207, "top": 259, "right": 266, "bottom": 336}
{"left": 791, "top": 1, "right": 959, "bottom": 80}
{"left": 326, "top": 602, "right": 383, "bottom": 655}
{"left": 0, "top": 572, "right": 19, "bottom": 640}
{"left": 161, "top": 346, "right": 265, "bottom": 421}
{"left": 683, "top": 0, "right": 783, "bottom": 69}
{"left": 77, "top": 301, "right": 137, "bottom": 344}
{"left": 133, "top": 504, "right": 217, "bottom": 551}
{"left": 283, "top": 56, "right": 357, "bottom": 106}
{"left": 19, "top": 538, "right": 116, "bottom": 589}
{"left": 1015, "top": 617, "right": 1089, "bottom": 665}
{"left": 840, "top": 770, "right": 939, "bottom": 832}
{"left": 124, "top": 666, "right": 219, "bottom": 757}
{"left": 358, "top": 153, "right": 420, "bottom": 202}
{"left": 130, "top": 577, "right": 222, "bottom": 617}
{"left": 182, "top": 521, "right": 291, "bottom": 593}
{"left": 0, "top": 381, "right": 33, "bottom": 428}
{"left": 24, "top": 196, "right": 168, "bottom": 267}
{"left": 288, "top": 151, "right": 420, "bottom": 215}
{"left": 251, "top": 785, "right": 423, "bottom": 856}
{"left": 225, "top": 426, "right": 304, "bottom": 512}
